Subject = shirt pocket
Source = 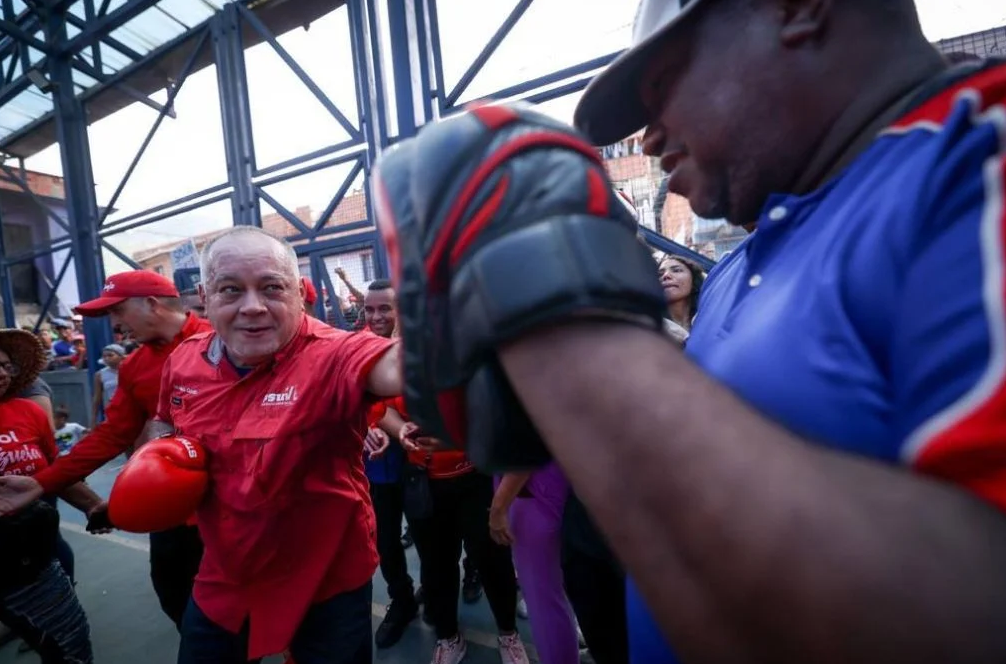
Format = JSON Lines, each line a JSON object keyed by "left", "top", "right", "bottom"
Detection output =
{"left": 216, "top": 417, "right": 289, "bottom": 511}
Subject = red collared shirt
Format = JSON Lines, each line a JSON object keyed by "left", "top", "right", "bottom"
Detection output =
{"left": 36, "top": 313, "right": 211, "bottom": 493}
{"left": 157, "top": 315, "right": 395, "bottom": 658}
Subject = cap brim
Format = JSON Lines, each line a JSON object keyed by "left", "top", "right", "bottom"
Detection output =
{"left": 74, "top": 296, "right": 127, "bottom": 317}
{"left": 573, "top": 0, "right": 702, "bottom": 146}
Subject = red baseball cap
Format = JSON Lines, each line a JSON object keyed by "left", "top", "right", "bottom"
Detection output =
{"left": 301, "top": 277, "right": 318, "bottom": 305}
{"left": 75, "top": 270, "right": 180, "bottom": 317}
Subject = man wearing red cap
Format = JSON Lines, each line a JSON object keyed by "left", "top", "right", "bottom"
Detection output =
{"left": 0, "top": 269, "right": 212, "bottom": 630}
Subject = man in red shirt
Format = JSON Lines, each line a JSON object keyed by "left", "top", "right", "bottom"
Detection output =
{"left": 0, "top": 270, "right": 212, "bottom": 630}
{"left": 153, "top": 227, "right": 401, "bottom": 664}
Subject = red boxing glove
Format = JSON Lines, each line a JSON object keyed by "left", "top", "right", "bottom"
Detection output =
{"left": 108, "top": 436, "right": 208, "bottom": 533}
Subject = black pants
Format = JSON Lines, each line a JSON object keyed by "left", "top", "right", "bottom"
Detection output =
{"left": 410, "top": 471, "right": 517, "bottom": 640}
{"left": 561, "top": 494, "right": 629, "bottom": 664}
{"left": 150, "top": 525, "right": 204, "bottom": 631}
{"left": 369, "top": 481, "right": 415, "bottom": 603}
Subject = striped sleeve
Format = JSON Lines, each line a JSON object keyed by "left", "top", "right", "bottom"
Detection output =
{"left": 893, "top": 76, "right": 1006, "bottom": 513}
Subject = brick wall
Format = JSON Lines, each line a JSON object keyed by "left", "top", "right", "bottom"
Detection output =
{"left": 0, "top": 169, "right": 65, "bottom": 200}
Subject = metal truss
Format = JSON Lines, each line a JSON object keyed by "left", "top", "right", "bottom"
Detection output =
{"left": 0, "top": 0, "right": 698, "bottom": 347}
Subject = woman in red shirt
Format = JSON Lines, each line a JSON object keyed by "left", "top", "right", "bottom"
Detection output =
{"left": 0, "top": 329, "right": 94, "bottom": 664}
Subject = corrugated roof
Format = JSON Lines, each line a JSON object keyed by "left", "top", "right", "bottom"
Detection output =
{"left": 0, "top": 0, "right": 339, "bottom": 157}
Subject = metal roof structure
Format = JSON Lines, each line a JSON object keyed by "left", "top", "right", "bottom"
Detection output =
{"left": 0, "top": 0, "right": 337, "bottom": 157}
{"left": 0, "top": 0, "right": 701, "bottom": 368}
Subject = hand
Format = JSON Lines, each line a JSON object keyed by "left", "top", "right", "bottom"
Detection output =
{"left": 489, "top": 504, "right": 514, "bottom": 546}
{"left": 398, "top": 422, "right": 445, "bottom": 454}
{"left": 364, "top": 427, "right": 390, "bottom": 459}
{"left": 334, "top": 267, "right": 346, "bottom": 279}
{"left": 86, "top": 502, "right": 114, "bottom": 534}
{"left": 0, "top": 475, "right": 44, "bottom": 515}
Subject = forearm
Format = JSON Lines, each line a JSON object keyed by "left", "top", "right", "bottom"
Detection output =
{"left": 378, "top": 408, "right": 407, "bottom": 440}
{"left": 34, "top": 416, "right": 146, "bottom": 493}
{"left": 491, "top": 472, "right": 531, "bottom": 512}
{"left": 499, "top": 321, "right": 1006, "bottom": 662}
{"left": 59, "top": 481, "right": 104, "bottom": 514}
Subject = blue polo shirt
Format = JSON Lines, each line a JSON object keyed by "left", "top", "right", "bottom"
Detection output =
{"left": 627, "top": 60, "right": 1006, "bottom": 663}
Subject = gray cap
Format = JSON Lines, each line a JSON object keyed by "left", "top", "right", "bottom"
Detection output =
{"left": 102, "top": 343, "right": 126, "bottom": 356}
{"left": 574, "top": 0, "right": 707, "bottom": 146}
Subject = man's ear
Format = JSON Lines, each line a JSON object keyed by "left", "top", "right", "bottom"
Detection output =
{"left": 776, "top": 0, "right": 832, "bottom": 46}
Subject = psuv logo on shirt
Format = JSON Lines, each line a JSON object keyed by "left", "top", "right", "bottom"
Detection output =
{"left": 0, "top": 430, "right": 19, "bottom": 445}
{"left": 262, "top": 386, "right": 298, "bottom": 407}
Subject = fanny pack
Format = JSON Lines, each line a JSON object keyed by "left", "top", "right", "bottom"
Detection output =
{"left": 0, "top": 499, "right": 60, "bottom": 591}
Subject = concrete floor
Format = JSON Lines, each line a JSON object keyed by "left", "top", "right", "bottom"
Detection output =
{"left": 0, "top": 458, "right": 542, "bottom": 664}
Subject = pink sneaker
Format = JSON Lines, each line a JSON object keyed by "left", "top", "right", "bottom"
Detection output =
{"left": 498, "top": 632, "right": 530, "bottom": 664}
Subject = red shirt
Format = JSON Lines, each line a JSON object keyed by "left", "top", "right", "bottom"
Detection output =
{"left": 35, "top": 313, "right": 211, "bottom": 493}
{"left": 0, "top": 398, "right": 56, "bottom": 477}
{"left": 157, "top": 315, "right": 395, "bottom": 658}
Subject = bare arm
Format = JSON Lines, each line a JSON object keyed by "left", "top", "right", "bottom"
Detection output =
{"left": 59, "top": 481, "right": 105, "bottom": 515}
{"left": 491, "top": 472, "right": 532, "bottom": 514}
{"left": 377, "top": 406, "right": 407, "bottom": 441}
{"left": 499, "top": 321, "right": 1006, "bottom": 663}
{"left": 336, "top": 267, "right": 366, "bottom": 302}
{"left": 366, "top": 344, "right": 402, "bottom": 398}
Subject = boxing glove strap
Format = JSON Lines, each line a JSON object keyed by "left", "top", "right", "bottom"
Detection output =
{"left": 449, "top": 213, "right": 665, "bottom": 370}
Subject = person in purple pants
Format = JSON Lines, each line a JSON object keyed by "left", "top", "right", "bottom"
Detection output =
{"left": 490, "top": 463, "right": 578, "bottom": 664}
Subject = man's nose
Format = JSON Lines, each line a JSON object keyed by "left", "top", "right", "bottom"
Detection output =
{"left": 237, "top": 290, "right": 269, "bottom": 313}
{"left": 641, "top": 124, "right": 665, "bottom": 158}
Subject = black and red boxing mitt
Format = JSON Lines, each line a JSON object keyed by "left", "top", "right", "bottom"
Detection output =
{"left": 372, "top": 103, "right": 665, "bottom": 471}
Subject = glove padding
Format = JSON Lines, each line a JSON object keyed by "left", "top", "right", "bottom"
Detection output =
{"left": 108, "top": 435, "right": 208, "bottom": 533}
{"left": 372, "top": 103, "right": 665, "bottom": 471}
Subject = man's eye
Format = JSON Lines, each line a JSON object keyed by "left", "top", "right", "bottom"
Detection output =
{"left": 219, "top": 286, "right": 239, "bottom": 295}
{"left": 265, "top": 284, "right": 284, "bottom": 292}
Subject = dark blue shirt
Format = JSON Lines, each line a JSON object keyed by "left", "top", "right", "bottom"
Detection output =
{"left": 627, "top": 61, "right": 1006, "bottom": 663}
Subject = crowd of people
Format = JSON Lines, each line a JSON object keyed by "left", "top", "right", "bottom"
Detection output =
{"left": 0, "top": 0, "right": 1003, "bottom": 663}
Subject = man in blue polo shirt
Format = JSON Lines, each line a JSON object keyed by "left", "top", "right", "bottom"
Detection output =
{"left": 571, "top": 0, "right": 1006, "bottom": 661}
{"left": 372, "top": 0, "right": 1006, "bottom": 661}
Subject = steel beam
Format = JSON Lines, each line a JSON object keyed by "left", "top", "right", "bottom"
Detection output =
{"left": 60, "top": 0, "right": 159, "bottom": 54}
{"left": 386, "top": 0, "right": 417, "bottom": 138}
{"left": 0, "top": 201, "right": 17, "bottom": 326}
{"left": 444, "top": 0, "right": 534, "bottom": 108}
{"left": 639, "top": 226, "right": 715, "bottom": 272}
{"left": 45, "top": 5, "right": 111, "bottom": 372}
{"left": 212, "top": 3, "right": 259, "bottom": 226}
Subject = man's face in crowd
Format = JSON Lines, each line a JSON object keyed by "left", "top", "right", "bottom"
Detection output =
{"left": 638, "top": 0, "right": 805, "bottom": 226}
{"left": 57, "top": 326, "right": 72, "bottom": 341}
{"left": 107, "top": 298, "right": 161, "bottom": 344}
{"left": 102, "top": 350, "right": 123, "bottom": 369}
{"left": 202, "top": 233, "right": 304, "bottom": 367}
{"left": 364, "top": 288, "right": 397, "bottom": 338}
{"left": 55, "top": 413, "right": 67, "bottom": 429}
{"left": 181, "top": 292, "right": 206, "bottom": 319}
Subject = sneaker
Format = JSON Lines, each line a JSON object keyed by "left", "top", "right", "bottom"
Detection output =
{"left": 461, "top": 569, "right": 483, "bottom": 604}
{"left": 497, "top": 632, "right": 530, "bottom": 664}
{"left": 516, "top": 593, "right": 528, "bottom": 620}
{"left": 431, "top": 634, "right": 467, "bottom": 664}
{"left": 375, "top": 597, "right": 418, "bottom": 649}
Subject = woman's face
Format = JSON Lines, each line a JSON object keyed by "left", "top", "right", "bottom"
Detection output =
{"left": 658, "top": 257, "right": 694, "bottom": 305}
{"left": 0, "top": 349, "right": 15, "bottom": 397}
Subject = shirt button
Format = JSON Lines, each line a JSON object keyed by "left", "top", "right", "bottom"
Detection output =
{"left": 768, "top": 206, "right": 787, "bottom": 221}
{"left": 749, "top": 274, "right": 763, "bottom": 287}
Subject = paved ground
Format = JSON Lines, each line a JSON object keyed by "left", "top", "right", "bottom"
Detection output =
{"left": 0, "top": 458, "right": 541, "bottom": 664}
